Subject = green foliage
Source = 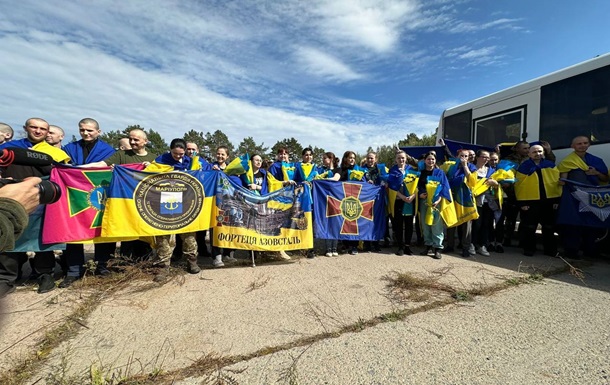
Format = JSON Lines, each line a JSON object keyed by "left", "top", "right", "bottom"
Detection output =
{"left": 236, "top": 136, "right": 268, "bottom": 158}
{"left": 372, "top": 144, "right": 399, "bottom": 168}
{"left": 397, "top": 132, "right": 437, "bottom": 147}
{"left": 308, "top": 145, "right": 326, "bottom": 164}
{"left": 182, "top": 129, "right": 206, "bottom": 151}
{"left": 270, "top": 138, "right": 303, "bottom": 162}
{"left": 202, "top": 130, "right": 234, "bottom": 158}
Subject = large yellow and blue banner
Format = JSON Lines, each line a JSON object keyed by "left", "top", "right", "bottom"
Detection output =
{"left": 213, "top": 174, "right": 313, "bottom": 250}
{"left": 102, "top": 165, "right": 218, "bottom": 237}
{"left": 312, "top": 180, "right": 386, "bottom": 240}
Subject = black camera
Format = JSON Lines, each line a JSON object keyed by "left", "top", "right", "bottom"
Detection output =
{"left": 0, "top": 178, "right": 62, "bottom": 204}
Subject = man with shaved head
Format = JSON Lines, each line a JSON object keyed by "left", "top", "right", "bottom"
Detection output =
{"left": 0, "top": 118, "right": 70, "bottom": 295}
{"left": 61, "top": 118, "right": 117, "bottom": 288}
{"left": 0, "top": 123, "right": 14, "bottom": 145}
{"left": 557, "top": 135, "right": 609, "bottom": 259}
{"left": 46, "top": 125, "right": 65, "bottom": 148}
{"left": 85, "top": 128, "right": 156, "bottom": 167}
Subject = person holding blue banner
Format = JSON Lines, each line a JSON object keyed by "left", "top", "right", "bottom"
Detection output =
{"left": 318, "top": 152, "right": 340, "bottom": 257}
{"left": 557, "top": 135, "right": 609, "bottom": 259}
{"left": 149, "top": 139, "right": 202, "bottom": 281}
{"left": 210, "top": 145, "right": 239, "bottom": 267}
{"left": 363, "top": 152, "right": 388, "bottom": 253}
{"left": 388, "top": 150, "right": 418, "bottom": 256}
{"left": 514, "top": 144, "right": 562, "bottom": 257}
{"left": 337, "top": 151, "right": 364, "bottom": 255}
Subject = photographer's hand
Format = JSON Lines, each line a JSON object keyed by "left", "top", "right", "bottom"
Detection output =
{"left": 0, "top": 177, "right": 43, "bottom": 214}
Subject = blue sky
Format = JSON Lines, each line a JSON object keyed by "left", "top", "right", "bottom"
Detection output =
{"left": 1, "top": 0, "right": 609, "bottom": 157}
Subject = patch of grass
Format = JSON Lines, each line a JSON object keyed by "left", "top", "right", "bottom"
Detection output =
{"left": 245, "top": 275, "right": 271, "bottom": 293}
{"left": 382, "top": 271, "right": 456, "bottom": 304}
{"left": 452, "top": 290, "right": 473, "bottom": 302}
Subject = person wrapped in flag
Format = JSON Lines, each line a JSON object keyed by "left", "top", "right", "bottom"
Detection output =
{"left": 444, "top": 148, "right": 478, "bottom": 258}
{"left": 514, "top": 144, "right": 562, "bottom": 257}
{"left": 387, "top": 150, "right": 419, "bottom": 256}
{"left": 417, "top": 151, "right": 456, "bottom": 259}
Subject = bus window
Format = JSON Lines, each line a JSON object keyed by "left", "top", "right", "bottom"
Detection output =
{"left": 443, "top": 110, "right": 471, "bottom": 142}
{"left": 540, "top": 64, "right": 610, "bottom": 150}
{"left": 474, "top": 108, "right": 524, "bottom": 147}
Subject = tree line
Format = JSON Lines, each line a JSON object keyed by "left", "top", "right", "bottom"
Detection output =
{"left": 97, "top": 126, "right": 437, "bottom": 167}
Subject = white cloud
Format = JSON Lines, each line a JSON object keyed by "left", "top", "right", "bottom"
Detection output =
{"left": 313, "top": 0, "right": 419, "bottom": 53}
{"left": 294, "top": 47, "right": 364, "bottom": 82}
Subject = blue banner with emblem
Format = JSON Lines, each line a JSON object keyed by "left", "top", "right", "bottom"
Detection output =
{"left": 557, "top": 179, "right": 610, "bottom": 228}
{"left": 313, "top": 180, "right": 386, "bottom": 241}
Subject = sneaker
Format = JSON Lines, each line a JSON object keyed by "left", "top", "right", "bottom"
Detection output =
{"left": 467, "top": 245, "right": 476, "bottom": 256}
{"left": 395, "top": 248, "right": 404, "bottom": 256}
{"left": 306, "top": 250, "right": 315, "bottom": 259}
{"left": 349, "top": 247, "right": 358, "bottom": 255}
{"left": 325, "top": 251, "right": 333, "bottom": 257}
{"left": 278, "top": 250, "right": 291, "bottom": 260}
{"left": 332, "top": 250, "right": 339, "bottom": 256}
{"left": 224, "top": 251, "right": 237, "bottom": 262}
{"left": 213, "top": 255, "right": 225, "bottom": 267}
{"left": 476, "top": 246, "right": 490, "bottom": 256}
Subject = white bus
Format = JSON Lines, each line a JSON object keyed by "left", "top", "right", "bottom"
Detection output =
{"left": 437, "top": 53, "right": 610, "bottom": 164}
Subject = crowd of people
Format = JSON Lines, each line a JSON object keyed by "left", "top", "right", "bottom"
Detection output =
{"left": 0, "top": 116, "right": 608, "bottom": 299}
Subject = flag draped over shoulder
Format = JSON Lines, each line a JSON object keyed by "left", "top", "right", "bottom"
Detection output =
{"left": 313, "top": 180, "right": 386, "bottom": 241}
{"left": 557, "top": 179, "right": 610, "bottom": 228}
{"left": 214, "top": 174, "right": 313, "bottom": 250}
{"left": 225, "top": 154, "right": 250, "bottom": 176}
{"left": 42, "top": 165, "right": 122, "bottom": 244}
{"left": 422, "top": 174, "right": 456, "bottom": 227}
{"left": 102, "top": 165, "right": 218, "bottom": 237}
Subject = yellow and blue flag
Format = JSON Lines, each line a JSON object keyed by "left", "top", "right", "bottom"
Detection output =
{"left": 102, "top": 165, "right": 218, "bottom": 237}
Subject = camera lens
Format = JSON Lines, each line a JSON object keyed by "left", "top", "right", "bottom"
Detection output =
{"left": 38, "top": 180, "right": 61, "bottom": 204}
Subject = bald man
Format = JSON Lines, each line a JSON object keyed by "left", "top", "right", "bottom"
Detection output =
{"left": 46, "top": 125, "right": 65, "bottom": 148}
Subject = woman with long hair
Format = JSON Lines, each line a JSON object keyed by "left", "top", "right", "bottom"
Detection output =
{"left": 471, "top": 149, "right": 498, "bottom": 256}
{"left": 417, "top": 151, "right": 452, "bottom": 259}
{"left": 387, "top": 150, "right": 417, "bottom": 256}
{"left": 337, "top": 151, "right": 362, "bottom": 255}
